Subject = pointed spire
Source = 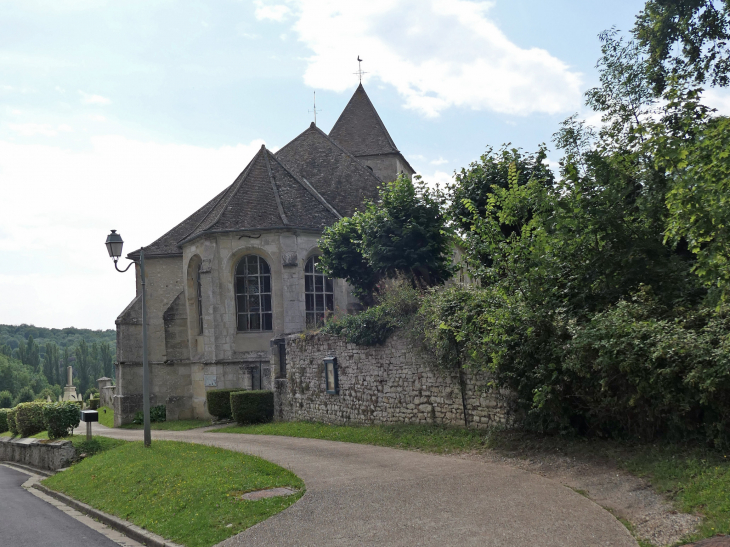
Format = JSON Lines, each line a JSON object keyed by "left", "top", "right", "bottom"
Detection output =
{"left": 329, "top": 84, "right": 399, "bottom": 157}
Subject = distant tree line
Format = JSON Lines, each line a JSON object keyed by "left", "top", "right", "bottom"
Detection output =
{"left": 0, "top": 324, "right": 115, "bottom": 407}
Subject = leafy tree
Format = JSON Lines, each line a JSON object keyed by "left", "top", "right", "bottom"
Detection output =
{"left": 320, "top": 175, "right": 454, "bottom": 302}
{"left": 634, "top": 0, "right": 730, "bottom": 92}
{"left": 14, "top": 386, "right": 35, "bottom": 406}
{"left": 0, "top": 344, "right": 10, "bottom": 358}
{"left": 449, "top": 145, "right": 555, "bottom": 235}
{"left": 657, "top": 115, "right": 730, "bottom": 300}
{"left": 0, "top": 390, "right": 12, "bottom": 408}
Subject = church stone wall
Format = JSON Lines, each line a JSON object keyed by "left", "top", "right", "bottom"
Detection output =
{"left": 275, "top": 333, "right": 514, "bottom": 429}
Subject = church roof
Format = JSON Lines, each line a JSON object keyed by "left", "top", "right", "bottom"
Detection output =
{"left": 275, "top": 122, "right": 384, "bottom": 217}
{"left": 132, "top": 145, "right": 341, "bottom": 257}
{"left": 329, "top": 83, "right": 400, "bottom": 157}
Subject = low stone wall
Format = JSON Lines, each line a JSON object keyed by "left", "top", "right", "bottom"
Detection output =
{"left": 276, "top": 333, "right": 514, "bottom": 429}
{"left": 0, "top": 437, "right": 76, "bottom": 470}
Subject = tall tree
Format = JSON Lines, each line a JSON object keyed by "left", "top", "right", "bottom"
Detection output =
{"left": 44, "top": 343, "right": 60, "bottom": 385}
{"left": 75, "top": 340, "right": 91, "bottom": 394}
{"left": 99, "top": 342, "right": 113, "bottom": 378}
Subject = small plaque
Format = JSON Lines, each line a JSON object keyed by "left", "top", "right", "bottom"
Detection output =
{"left": 204, "top": 374, "right": 217, "bottom": 387}
{"left": 282, "top": 252, "right": 298, "bottom": 267}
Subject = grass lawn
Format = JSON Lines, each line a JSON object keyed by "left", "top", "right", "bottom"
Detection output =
{"left": 98, "top": 406, "right": 114, "bottom": 428}
{"left": 214, "top": 421, "right": 730, "bottom": 544}
{"left": 121, "top": 419, "right": 211, "bottom": 431}
{"left": 42, "top": 440, "right": 303, "bottom": 547}
{"left": 212, "top": 421, "right": 494, "bottom": 453}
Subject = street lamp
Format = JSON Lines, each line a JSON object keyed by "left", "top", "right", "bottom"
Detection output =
{"left": 105, "top": 230, "right": 151, "bottom": 448}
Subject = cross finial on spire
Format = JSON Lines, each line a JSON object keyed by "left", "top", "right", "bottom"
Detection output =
{"left": 354, "top": 55, "right": 367, "bottom": 83}
{"left": 308, "top": 91, "right": 320, "bottom": 125}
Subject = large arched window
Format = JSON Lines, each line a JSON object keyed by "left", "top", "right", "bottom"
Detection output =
{"left": 196, "top": 264, "right": 204, "bottom": 334}
{"left": 305, "top": 256, "right": 333, "bottom": 329}
{"left": 235, "top": 255, "right": 272, "bottom": 332}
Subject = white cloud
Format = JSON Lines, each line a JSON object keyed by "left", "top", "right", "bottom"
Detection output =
{"left": 264, "top": 0, "right": 582, "bottom": 117}
{"left": 89, "top": 114, "right": 107, "bottom": 122}
{"left": 7, "top": 123, "right": 72, "bottom": 136}
{"left": 79, "top": 90, "right": 111, "bottom": 105}
{"left": 254, "top": 1, "right": 291, "bottom": 21}
{"left": 417, "top": 169, "right": 455, "bottom": 192}
{"left": 702, "top": 88, "right": 730, "bottom": 116}
{"left": 430, "top": 157, "right": 448, "bottom": 165}
{"left": 0, "top": 136, "right": 266, "bottom": 329}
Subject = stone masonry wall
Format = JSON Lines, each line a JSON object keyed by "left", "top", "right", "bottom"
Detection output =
{"left": 277, "top": 333, "right": 514, "bottom": 429}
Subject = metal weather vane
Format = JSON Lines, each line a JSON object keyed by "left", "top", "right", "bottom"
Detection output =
{"left": 354, "top": 55, "right": 367, "bottom": 83}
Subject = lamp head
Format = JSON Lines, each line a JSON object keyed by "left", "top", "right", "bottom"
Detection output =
{"left": 105, "top": 230, "right": 124, "bottom": 259}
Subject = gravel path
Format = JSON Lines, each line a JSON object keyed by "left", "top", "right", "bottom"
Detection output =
{"left": 89, "top": 425, "right": 637, "bottom": 547}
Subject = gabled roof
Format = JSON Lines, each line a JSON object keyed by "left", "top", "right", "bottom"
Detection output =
{"left": 275, "top": 122, "right": 384, "bottom": 218}
{"left": 131, "top": 145, "right": 341, "bottom": 257}
{"left": 329, "top": 83, "right": 400, "bottom": 157}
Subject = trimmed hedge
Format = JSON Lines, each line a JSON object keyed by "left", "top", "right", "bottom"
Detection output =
{"left": 87, "top": 398, "right": 100, "bottom": 410}
{"left": 230, "top": 390, "right": 274, "bottom": 424}
{"left": 15, "top": 402, "right": 46, "bottom": 437}
{"left": 132, "top": 404, "right": 166, "bottom": 425}
{"left": 7, "top": 407, "right": 18, "bottom": 436}
{"left": 0, "top": 408, "right": 8, "bottom": 433}
{"left": 206, "top": 389, "right": 243, "bottom": 420}
{"left": 43, "top": 402, "right": 81, "bottom": 439}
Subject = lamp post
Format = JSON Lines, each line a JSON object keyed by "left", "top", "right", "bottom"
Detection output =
{"left": 105, "top": 230, "right": 151, "bottom": 448}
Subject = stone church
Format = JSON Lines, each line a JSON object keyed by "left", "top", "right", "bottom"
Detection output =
{"left": 114, "top": 84, "right": 415, "bottom": 425}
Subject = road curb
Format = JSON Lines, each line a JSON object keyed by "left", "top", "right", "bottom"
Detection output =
{"left": 32, "top": 483, "right": 184, "bottom": 547}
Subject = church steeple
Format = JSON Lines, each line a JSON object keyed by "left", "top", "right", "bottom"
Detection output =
{"left": 328, "top": 84, "right": 414, "bottom": 182}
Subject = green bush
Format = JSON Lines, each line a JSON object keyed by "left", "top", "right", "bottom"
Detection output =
{"left": 322, "top": 278, "right": 421, "bottom": 346}
{"left": 0, "top": 408, "right": 8, "bottom": 433}
{"left": 14, "top": 402, "right": 46, "bottom": 437}
{"left": 206, "top": 389, "right": 243, "bottom": 420}
{"left": 84, "top": 387, "right": 99, "bottom": 400}
{"left": 132, "top": 404, "right": 166, "bottom": 425}
{"left": 230, "top": 391, "right": 274, "bottom": 424}
{"left": 150, "top": 404, "right": 166, "bottom": 422}
{"left": 0, "top": 390, "right": 13, "bottom": 409}
{"left": 43, "top": 402, "right": 81, "bottom": 439}
{"left": 87, "top": 398, "right": 100, "bottom": 410}
{"left": 36, "top": 388, "right": 57, "bottom": 402}
{"left": 7, "top": 407, "right": 18, "bottom": 436}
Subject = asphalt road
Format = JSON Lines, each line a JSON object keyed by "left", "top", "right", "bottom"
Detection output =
{"left": 0, "top": 465, "right": 120, "bottom": 547}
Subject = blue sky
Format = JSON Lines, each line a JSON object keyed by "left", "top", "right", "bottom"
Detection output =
{"left": 2, "top": 0, "right": 728, "bottom": 329}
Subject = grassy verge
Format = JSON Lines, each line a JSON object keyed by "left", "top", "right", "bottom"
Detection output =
{"left": 98, "top": 406, "right": 114, "bottom": 428}
{"left": 621, "top": 446, "right": 730, "bottom": 542}
{"left": 121, "top": 419, "right": 211, "bottom": 431}
{"left": 42, "top": 440, "right": 303, "bottom": 547}
{"left": 212, "top": 421, "right": 494, "bottom": 453}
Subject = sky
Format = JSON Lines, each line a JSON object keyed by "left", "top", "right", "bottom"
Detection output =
{"left": 2, "top": 0, "right": 729, "bottom": 330}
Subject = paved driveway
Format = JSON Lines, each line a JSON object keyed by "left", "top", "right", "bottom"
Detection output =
{"left": 90, "top": 425, "right": 637, "bottom": 547}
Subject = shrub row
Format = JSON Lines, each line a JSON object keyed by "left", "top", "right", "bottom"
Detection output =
{"left": 230, "top": 391, "right": 274, "bottom": 424}
{"left": 0, "top": 401, "right": 81, "bottom": 439}
{"left": 0, "top": 408, "right": 8, "bottom": 433}
{"left": 206, "top": 389, "right": 274, "bottom": 424}
{"left": 206, "top": 389, "right": 242, "bottom": 420}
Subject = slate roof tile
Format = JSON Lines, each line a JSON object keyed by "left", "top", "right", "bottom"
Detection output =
{"left": 329, "top": 83, "right": 400, "bottom": 157}
{"left": 275, "top": 123, "right": 383, "bottom": 218}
